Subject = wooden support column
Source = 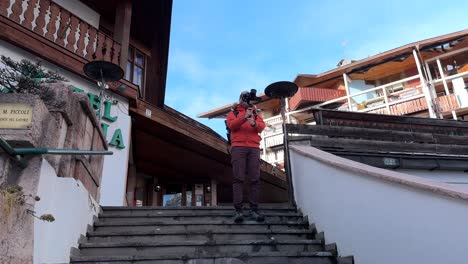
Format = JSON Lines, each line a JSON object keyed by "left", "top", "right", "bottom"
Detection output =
{"left": 113, "top": 0, "right": 132, "bottom": 71}
{"left": 343, "top": 73, "right": 353, "bottom": 111}
{"left": 413, "top": 49, "right": 436, "bottom": 118}
{"left": 211, "top": 179, "right": 217, "bottom": 206}
{"left": 144, "top": 1, "right": 172, "bottom": 107}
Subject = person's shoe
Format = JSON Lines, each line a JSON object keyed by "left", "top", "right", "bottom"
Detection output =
{"left": 234, "top": 211, "right": 244, "bottom": 223}
{"left": 249, "top": 210, "right": 265, "bottom": 222}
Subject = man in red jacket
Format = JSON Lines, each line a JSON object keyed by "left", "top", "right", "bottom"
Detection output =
{"left": 226, "top": 91, "right": 266, "bottom": 223}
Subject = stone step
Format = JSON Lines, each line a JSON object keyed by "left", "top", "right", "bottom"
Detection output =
{"left": 71, "top": 251, "right": 334, "bottom": 264}
{"left": 78, "top": 239, "right": 323, "bottom": 256}
{"left": 87, "top": 229, "right": 315, "bottom": 243}
{"left": 93, "top": 220, "right": 309, "bottom": 233}
{"left": 98, "top": 212, "right": 302, "bottom": 223}
{"left": 101, "top": 206, "right": 297, "bottom": 215}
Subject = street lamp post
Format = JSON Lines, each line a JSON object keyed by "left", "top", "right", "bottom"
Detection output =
{"left": 264, "top": 81, "right": 298, "bottom": 208}
{"left": 83, "top": 60, "right": 125, "bottom": 120}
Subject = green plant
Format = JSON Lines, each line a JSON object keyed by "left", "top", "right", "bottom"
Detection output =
{"left": 0, "top": 185, "right": 24, "bottom": 216}
{"left": 0, "top": 185, "right": 54, "bottom": 223}
{"left": 0, "top": 55, "right": 67, "bottom": 101}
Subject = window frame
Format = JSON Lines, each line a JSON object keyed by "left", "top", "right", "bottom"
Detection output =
{"left": 125, "top": 45, "right": 147, "bottom": 96}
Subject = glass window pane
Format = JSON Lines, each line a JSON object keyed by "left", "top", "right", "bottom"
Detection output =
{"left": 128, "top": 47, "right": 134, "bottom": 61}
{"left": 125, "top": 62, "right": 132, "bottom": 80}
{"left": 133, "top": 66, "right": 143, "bottom": 87}
{"left": 135, "top": 52, "right": 144, "bottom": 67}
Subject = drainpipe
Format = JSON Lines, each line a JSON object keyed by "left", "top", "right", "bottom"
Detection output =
{"left": 0, "top": 137, "right": 112, "bottom": 168}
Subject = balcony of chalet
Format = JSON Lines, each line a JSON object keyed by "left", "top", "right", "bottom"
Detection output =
{"left": 0, "top": 0, "right": 171, "bottom": 107}
{"left": 261, "top": 36, "right": 468, "bottom": 164}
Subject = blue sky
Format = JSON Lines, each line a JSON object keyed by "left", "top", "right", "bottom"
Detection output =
{"left": 165, "top": 0, "right": 468, "bottom": 137}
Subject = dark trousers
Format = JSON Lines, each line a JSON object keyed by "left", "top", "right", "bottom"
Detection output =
{"left": 231, "top": 146, "right": 261, "bottom": 211}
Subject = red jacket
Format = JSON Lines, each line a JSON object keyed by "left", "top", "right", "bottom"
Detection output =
{"left": 226, "top": 105, "right": 265, "bottom": 148}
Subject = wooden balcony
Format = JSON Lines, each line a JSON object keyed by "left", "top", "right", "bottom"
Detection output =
{"left": 435, "top": 94, "right": 460, "bottom": 113}
{"left": 289, "top": 87, "right": 346, "bottom": 110}
{"left": 367, "top": 94, "right": 460, "bottom": 116}
{"left": 0, "top": 0, "right": 137, "bottom": 99}
{"left": 367, "top": 97, "right": 428, "bottom": 115}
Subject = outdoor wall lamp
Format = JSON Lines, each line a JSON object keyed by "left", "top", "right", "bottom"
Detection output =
{"left": 206, "top": 186, "right": 211, "bottom": 193}
{"left": 154, "top": 184, "right": 161, "bottom": 192}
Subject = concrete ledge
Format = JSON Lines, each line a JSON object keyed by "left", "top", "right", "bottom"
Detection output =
{"left": 290, "top": 145, "right": 468, "bottom": 202}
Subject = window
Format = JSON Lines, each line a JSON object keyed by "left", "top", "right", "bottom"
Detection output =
{"left": 125, "top": 46, "right": 146, "bottom": 91}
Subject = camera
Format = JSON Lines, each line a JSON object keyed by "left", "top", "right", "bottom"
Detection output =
{"left": 241, "top": 89, "right": 262, "bottom": 105}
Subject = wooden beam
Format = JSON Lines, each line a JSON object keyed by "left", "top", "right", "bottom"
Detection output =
{"left": 297, "top": 137, "right": 468, "bottom": 156}
{"left": 132, "top": 100, "right": 229, "bottom": 153}
{"left": 287, "top": 124, "right": 468, "bottom": 145}
{"left": 114, "top": 0, "right": 132, "bottom": 71}
{"left": 143, "top": 0, "right": 172, "bottom": 107}
{"left": 313, "top": 109, "right": 468, "bottom": 129}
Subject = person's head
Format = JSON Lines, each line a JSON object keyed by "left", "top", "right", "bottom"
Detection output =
{"left": 238, "top": 91, "right": 250, "bottom": 107}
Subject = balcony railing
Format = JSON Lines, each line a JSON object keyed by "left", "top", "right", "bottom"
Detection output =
{"left": 367, "top": 96, "right": 427, "bottom": 115}
{"left": 435, "top": 94, "right": 460, "bottom": 113}
{"left": 0, "top": 0, "right": 120, "bottom": 64}
{"left": 289, "top": 87, "right": 347, "bottom": 110}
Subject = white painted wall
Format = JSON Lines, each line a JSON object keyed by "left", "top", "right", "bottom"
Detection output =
{"left": 0, "top": 40, "right": 132, "bottom": 205}
{"left": 452, "top": 77, "right": 468, "bottom": 107}
{"left": 34, "top": 160, "right": 99, "bottom": 264}
{"left": 52, "top": 0, "right": 100, "bottom": 28}
{"left": 290, "top": 145, "right": 468, "bottom": 264}
{"left": 100, "top": 114, "right": 131, "bottom": 205}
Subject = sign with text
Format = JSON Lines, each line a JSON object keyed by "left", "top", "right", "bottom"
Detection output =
{"left": 0, "top": 104, "right": 33, "bottom": 129}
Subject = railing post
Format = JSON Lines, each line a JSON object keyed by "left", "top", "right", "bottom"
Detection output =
{"left": 382, "top": 86, "right": 391, "bottom": 114}
{"left": 413, "top": 48, "right": 436, "bottom": 118}
{"left": 280, "top": 98, "right": 296, "bottom": 208}
{"left": 343, "top": 73, "right": 353, "bottom": 111}
{"left": 436, "top": 59, "right": 451, "bottom": 96}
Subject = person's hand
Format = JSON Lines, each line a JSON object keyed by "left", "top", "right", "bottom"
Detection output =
{"left": 247, "top": 117, "right": 256, "bottom": 126}
{"left": 244, "top": 108, "right": 253, "bottom": 119}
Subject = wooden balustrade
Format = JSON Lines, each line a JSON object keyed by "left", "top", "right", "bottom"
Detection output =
{"left": 435, "top": 94, "right": 460, "bottom": 113}
{"left": 368, "top": 97, "right": 428, "bottom": 115}
{"left": 368, "top": 94, "right": 460, "bottom": 116}
{"left": 0, "top": 0, "right": 121, "bottom": 63}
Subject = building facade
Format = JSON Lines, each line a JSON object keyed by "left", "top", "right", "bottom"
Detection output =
{"left": 199, "top": 30, "right": 468, "bottom": 168}
{"left": 0, "top": 0, "right": 285, "bottom": 209}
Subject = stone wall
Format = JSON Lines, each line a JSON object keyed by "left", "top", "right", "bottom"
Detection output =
{"left": 0, "top": 83, "right": 108, "bottom": 264}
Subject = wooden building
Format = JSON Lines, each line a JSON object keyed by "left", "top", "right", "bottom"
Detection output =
{"left": 0, "top": 0, "right": 286, "bottom": 207}
{"left": 199, "top": 30, "right": 468, "bottom": 169}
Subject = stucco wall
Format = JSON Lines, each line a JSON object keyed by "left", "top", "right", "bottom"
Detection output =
{"left": 34, "top": 160, "right": 99, "bottom": 264}
{"left": 290, "top": 145, "right": 468, "bottom": 264}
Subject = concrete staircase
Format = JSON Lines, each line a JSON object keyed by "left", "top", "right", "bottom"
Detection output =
{"left": 70, "top": 205, "right": 354, "bottom": 264}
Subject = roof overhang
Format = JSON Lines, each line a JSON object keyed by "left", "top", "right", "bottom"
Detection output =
{"left": 294, "top": 29, "right": 468, "bottom": 87}
{"left": 197, "top": 93, "right": 279, "bottom": 119}
{"left": 130, "top": 99, "right": 287, "bottom": 190}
